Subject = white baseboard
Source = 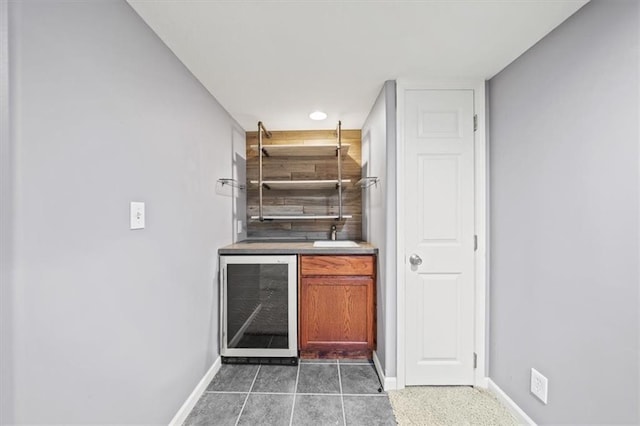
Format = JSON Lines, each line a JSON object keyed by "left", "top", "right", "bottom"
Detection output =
{"left": 372, "top": 351, "right": 398, "bottom": 391}
{"left": 487, "top": 378, "right": 536, "bottom": 426}
{"left": 383, "top": 376, "right": 398, "bottom": 390}
{"left": 169, "top": 357, "right": 222, "bottom": 426}
{"left": 475, "top": 376, "right": 489, "bottom": 388}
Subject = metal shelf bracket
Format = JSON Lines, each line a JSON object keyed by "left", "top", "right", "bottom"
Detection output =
{"left": 355, "top": 177, "right": 379, "bottom": 188}
{"left": 217, "top": 178, "right": 245, "bottom": 190}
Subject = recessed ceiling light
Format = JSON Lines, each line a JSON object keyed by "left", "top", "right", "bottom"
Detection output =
{"left": 309, "top": 111, "right": 328, "bottom": 121}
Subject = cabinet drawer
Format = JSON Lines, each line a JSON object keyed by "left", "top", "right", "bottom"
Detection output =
{"left": 300, "top": 255, "right": 374, "bottom": 276}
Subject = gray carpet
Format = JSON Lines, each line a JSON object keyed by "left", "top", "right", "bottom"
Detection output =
{"left": 388, "top": 386, "right": 518, "bottom": 426}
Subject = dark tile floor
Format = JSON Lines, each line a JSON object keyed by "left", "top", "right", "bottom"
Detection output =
{"left": 184, "top": 359, "right": 397, "bottom": 426}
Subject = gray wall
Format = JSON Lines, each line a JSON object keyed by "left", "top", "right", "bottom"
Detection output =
{"left": 1, "top": 0, "right": 14, "bottom": 424}
{"left": 6, "top": 0, "right": 242, "bottom": 423}
{"left": 362, "top": 80, "right": 397, "bottom": 378}
{"left": 489, "top": 0, "right": 639, "bottom": 423}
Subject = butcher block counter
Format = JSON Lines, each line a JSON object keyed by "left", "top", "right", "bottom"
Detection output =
{"left": 218, "top": 240, "right": 377, "bottom": 255}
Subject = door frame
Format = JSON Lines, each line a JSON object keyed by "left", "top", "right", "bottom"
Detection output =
{"left": 396, "top": 80, "right": 488, "bottom": 389}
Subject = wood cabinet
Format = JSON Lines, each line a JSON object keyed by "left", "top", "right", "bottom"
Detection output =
{"left": 299, "top": 255, "right": 376, "bottom": 358}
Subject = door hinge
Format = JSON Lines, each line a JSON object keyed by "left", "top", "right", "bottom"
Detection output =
{"left": 473, "top": 352, "right": 478, "bottom": 369}
{"left": 473, "top": 114, "right": 478, "bottom": 132}
{"left": 474, "top": 235, "right": 478, "bottom": 251}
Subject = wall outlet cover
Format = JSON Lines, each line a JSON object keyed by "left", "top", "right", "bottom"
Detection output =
{"left": 130, "top": 202, "right": 145, "bottom": 230}
{"left": 530, "top": 368, "right": 548, "bottom": 404}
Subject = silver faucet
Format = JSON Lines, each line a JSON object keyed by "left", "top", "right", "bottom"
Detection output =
{"left": 330, "top": 225, "right": 337, "bottom": 241}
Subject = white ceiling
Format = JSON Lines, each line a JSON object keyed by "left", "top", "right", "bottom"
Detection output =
{"left": 127, "top": 0, "right": 588, "bottom": 131}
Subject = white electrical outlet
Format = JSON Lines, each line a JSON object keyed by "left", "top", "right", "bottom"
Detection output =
{"left": 531, "top": 368, "right": 548, "bottom": 404}
{"left": 237, "top": 220, "right": 243, "bottom": 234}
{"left": 130, "top": 202, "right": 145, "bottom": 230}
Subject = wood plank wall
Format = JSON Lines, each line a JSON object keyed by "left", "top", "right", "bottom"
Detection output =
{"left": 246, "top": 129, "right": 362, "bottom": 240}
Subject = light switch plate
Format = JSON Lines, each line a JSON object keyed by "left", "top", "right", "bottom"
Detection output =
{"left": 130, "top": 202, "right": 145, "bottom": 230}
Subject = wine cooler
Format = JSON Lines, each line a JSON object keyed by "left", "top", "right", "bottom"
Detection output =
{"left": 219, "top": 255, "right": 297, "bottom": 364}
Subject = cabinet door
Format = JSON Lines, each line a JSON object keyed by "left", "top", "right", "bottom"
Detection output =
{"left": 299, "top": 276, "right": 374, "bottom": 351}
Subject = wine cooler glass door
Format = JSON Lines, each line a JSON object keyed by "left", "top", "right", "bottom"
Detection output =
{"left": 221, "top": 255, "right": 297, "bottom": 357}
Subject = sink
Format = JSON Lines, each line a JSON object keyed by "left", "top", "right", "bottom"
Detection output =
{"left": 313, "top": 241, "right": 360, "bottom": 248}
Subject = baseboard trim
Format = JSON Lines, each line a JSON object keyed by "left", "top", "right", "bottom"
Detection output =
{"left": 383, "top": 376, "right": 398, "bottom": 391}
{"left": 169, "top": 357, "right": 221, "bottom": 426}
{"left": 475, "top": 376, "right": 489, "bottom": 388}
{"left": 487, "top": 378, "right": 536, "bottom": 426}
{"left": 372, "top": 351, "right": 398, "bottom": 391}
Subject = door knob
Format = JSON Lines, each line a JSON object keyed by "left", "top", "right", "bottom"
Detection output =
{"left": 409, "top": 254, "right": 422, "bottom": 266}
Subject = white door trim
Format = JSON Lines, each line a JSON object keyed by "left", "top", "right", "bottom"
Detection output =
{"left": 396, "top": 80, "right": 487, "bottom": 389}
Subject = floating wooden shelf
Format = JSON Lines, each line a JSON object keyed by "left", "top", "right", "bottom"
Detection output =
{"left": 250, "top": 179, "right": 351, "bottom": 190}
{"left": 250, "top": 214, "right": 353, "bottom": 220}
{"left": 250, "top": 144, "right": 350, "bottom": 157}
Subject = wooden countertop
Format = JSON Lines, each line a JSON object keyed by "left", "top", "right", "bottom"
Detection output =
{"left": 218, "top": 240, "right": 377, "bottom": 255}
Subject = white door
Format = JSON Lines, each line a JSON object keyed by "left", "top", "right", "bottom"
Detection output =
{"left": 404, "top": 89, "right": 476, "bottom": 385}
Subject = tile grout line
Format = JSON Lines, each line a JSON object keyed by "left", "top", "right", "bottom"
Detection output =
{"left": 337, "top": 360, "right": 347, "bottom": 426}
{"left": 205, "top": 390, "right": 386, "bottom": 397}
{"left": 288, "top": 362, "right": 301, "bottom": 426}
{"left": 300, "top": 359, "right": 373, "bottom": 365}
{"left": 234, "top": 365, "right": 261, "bottom": 426}
{"left": 298, "top": 362, "right": 372, "bottom": 366}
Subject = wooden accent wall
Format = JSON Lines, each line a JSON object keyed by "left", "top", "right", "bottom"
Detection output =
{"left": 246, "top": 129, "right": 362, "bottom": 240}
